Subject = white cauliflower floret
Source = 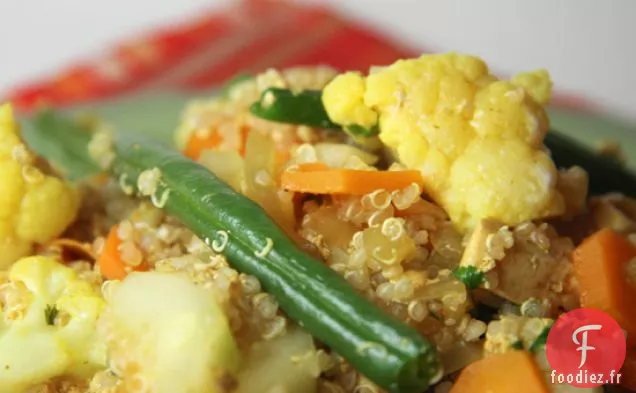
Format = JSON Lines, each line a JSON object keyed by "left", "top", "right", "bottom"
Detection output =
{"left": 322, "top": 53, "right": 569, "bottom": 231}
{"left": 0, "top": 256, "right": 106, "bottom": 393}
{"left": 0, "top": 104, "right": 81, "bottom": 268}
{"left": 100, "top": 271, "right": 239, "bottom": 393}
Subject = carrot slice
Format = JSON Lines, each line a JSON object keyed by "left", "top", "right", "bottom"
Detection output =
{"left": 184, "top": 125, "right": 253, "bottom": 161}
{"left": 98, "top": 225, "right": 148, "bottom": 281}
{"left": 621, "top": 349, "right": 636, "bottom": 390}
{"left": 183, "top": 129, "right": 223, "bottom": 160}
{"left": 281, "top": 163, "right": 424, "bottom": 195}
{"left": 449, "top": 351, "right": 549, "bottom": 393}
{"left": 572, "top": 228, "right": 636, "bottom": 345}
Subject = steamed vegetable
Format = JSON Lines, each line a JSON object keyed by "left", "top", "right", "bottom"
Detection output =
{"left": 100, "top": 271, "right": 239, "bottom": 393}
{"left": 0, "top": 256, "right": 106, "bottom": 391}
{"left": 97, "top": 225, "right": 149, "bottom": 280}
{"left": 33, "top": 110, "right": 441, "bottom": 393}
{"left": 0, "top": 104, "right": 81, "bottom": 268}
{"left": 236, "top": 326, "right": 320, "bottom": 393}
{"left": 281, "top": 162, "right": 424, "bottom": 195}
{"left": 321, "top": 53, "right": 568, "bottom": 231}
{"left": 184, "top": 125, "right": 250, "bottom": 161}
{"left": 250, "top": 88, "right": 339, "bottom": 129}
{"left": 249, "top": 87, "right": 379, "bottom": 138}
{"left": 544, "top": 131, "right": 636, "bottom": 198}
{"left": 105, "top": 133, "right": 441, "bottom": 393}
{"left": 449, "top": 350, "right": 549, "bottom": 393}
{"left": 572, "top": 228, "right": 636, "bottom": 345}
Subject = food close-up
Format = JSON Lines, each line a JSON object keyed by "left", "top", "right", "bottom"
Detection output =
{"left": 1, "top": 1, "right": 635, "bottom": 393}
{"left": 0, "top": 51, "right": 634, "bottom": 393}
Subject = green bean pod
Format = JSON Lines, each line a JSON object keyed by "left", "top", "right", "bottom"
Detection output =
{"left": 111, "top": 134, "right": 441, "bottom": 393}
{"left": 545, "top": 131, "right": 636, "bottom": 198}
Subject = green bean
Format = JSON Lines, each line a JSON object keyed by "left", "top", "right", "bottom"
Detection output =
{"left": 106, "top": 134, "right": 441, "bottom": 393}
{"left": 250, "top": 88, "right": 340, "bottom": 129}
{"left": 545, "top": 131, "right": 636, "bottom": 198}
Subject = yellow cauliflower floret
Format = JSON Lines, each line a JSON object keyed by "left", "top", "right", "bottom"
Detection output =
{"left": 0, "top": 256, "right": 106, "bottom": 393}
{"left": 320, "top": 72, "right": 378, "bottom": 129}
{"left": 322, "top": 53, "right": 564, "bottom": 230}
{"left": 511, "top": 69, "right": 553, "bottom": 105}
{"left": 0, "top": 104, "right": 80, "bottom": 268}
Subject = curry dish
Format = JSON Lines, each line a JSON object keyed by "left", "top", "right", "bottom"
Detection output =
{"left": 0, "top": 53, "right": 634, "bottom": 393}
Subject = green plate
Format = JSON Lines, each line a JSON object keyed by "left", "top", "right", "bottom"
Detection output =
{"left": 24, "top": 88, "right": 636, "bottom": 169}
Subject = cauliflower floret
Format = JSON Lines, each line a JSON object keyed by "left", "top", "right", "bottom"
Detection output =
{"left": 0, "top": 256, "right": 106, "bottom": 393}
{"left": 99, "top": 271, "right": 239, "bottom": 393}
{"left": 0, "top": 104, "right": 81, "bottom": 268}
{"left": 322, "top": 53, "right": 567, "bottom": 230}
{"left": 320, "top": 72, "right": 378, "bottom": 129}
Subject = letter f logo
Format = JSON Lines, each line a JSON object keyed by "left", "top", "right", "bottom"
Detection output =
{"left": 572, "top": 324, "right": 602, "bottom": 368}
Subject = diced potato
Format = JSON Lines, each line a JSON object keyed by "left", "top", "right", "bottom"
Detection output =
{"left": 236, "top": 326, "right": 321, "bottom": 393}
{"left": 101, "top": 272, "right": 239, "bottom": 393}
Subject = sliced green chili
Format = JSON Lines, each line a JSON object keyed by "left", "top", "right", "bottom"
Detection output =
{"left": 250, "top": 88, "right": 340, "bottom": 129}
{"left": 107, "top": 134, "right": 441, "bottom": 393}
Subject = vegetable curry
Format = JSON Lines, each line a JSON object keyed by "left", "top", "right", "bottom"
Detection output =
{"left": 0, "top": 53, "right": 635, "bottom": 393}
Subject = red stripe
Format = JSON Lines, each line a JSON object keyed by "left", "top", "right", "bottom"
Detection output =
{"left": 180, "top": 7, "right": 330, "bottom": 89}
{"left": 273, "top": 23, "right": 416, "bottom": 72}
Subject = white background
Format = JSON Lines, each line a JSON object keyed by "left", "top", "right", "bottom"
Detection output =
{"left": 1, "top": 0, "right": 634, "bottom": 122}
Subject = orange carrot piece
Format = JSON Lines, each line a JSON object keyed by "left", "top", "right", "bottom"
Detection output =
{"left": 98, "top": 225, "right": 148, "bottom": 281}
{"left": 621, "top": 349, "right": 636, "bottom": 391}
{"left": 184, "top": 129, "right": 223, "bottom": 160}
{"left": 449, "top": 351, "right": 550, "bottom": 393}
{"left": 281, "top": 164, "right": 424, "bottom": 195}
{"left": 184, "top": 126, "right": 251, "bottom": 160}
{"left": 572, "top": 228, "right": 636, "bottom": 345}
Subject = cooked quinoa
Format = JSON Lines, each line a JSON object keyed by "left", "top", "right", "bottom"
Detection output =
{"left": 1, "top": 54, "right": 634, "bottom": 393}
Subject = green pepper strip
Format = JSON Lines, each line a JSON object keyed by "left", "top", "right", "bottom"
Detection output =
{"left": 545, "top": 131, "right": 636, "bottom": 198}
{"left": 250, "top": 87, "right": 341, "bottom": 129}
{"left": 110, "top": 134, "right": 441, "bottom": 393}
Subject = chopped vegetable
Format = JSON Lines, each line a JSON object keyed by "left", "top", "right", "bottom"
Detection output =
{"left": 281, "top": 163, "right": 424, "bottom": 195}
{"left": 250, "top": 88, "right": 340, "bottom": 129}
{"left": 0, "top": 256, "right": 106, "bottom": 391}
{"left": 100, "top": 271, "right": 239, "bottom": 393}
{"left": 183, "top": 125, "right": 251, "bottom": 161}
{"left": 0, "top": 104, "right": 81, "bottom": 268}
{"left": 321, "top": 53, "right": 568, "bottom": 231}
{"left": 453, "top": 266, "right": 485, "bottom": 289}
{"left": 94, "top": 133, "right": 442, "bottom": 393}
{"left": 183, "top": 128, "right": 222, "bottom": 160}
{"left": 236, "top": 326, "right": 320, "bottom": 393}
{"left": 97, "top": 225, "right": 149, "bottom": 281}
{"left": 572, "top": 228, "right": 636, "bottom": 345}
{"left": 449, "top": 350, "right": 549, "bottom": 393}
{"left": 529, "top": 324, "right": 552, "bottom": 352}
{"left": 545, "top": 131, "right": 636, "bottom": 198}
